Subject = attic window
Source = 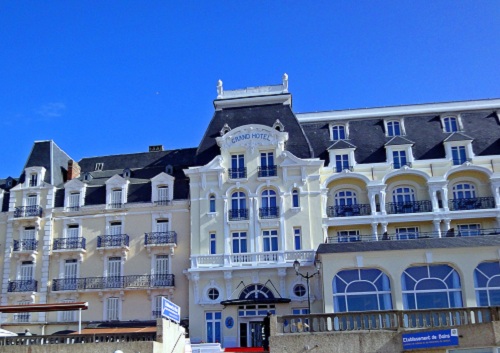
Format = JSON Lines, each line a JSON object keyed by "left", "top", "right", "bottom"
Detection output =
{"left": 273, "top": 119, "right": 284, "bottom": 132}
{"left": 165, "top": 165, "right": 174, "bottom": 175}
{"left": 83, "top": 172, "right": 93, "bottom": 182}
{"left": 95, "top": 163, "right": 104, "bottom": 171}
{"left": 220, "top": 124, "right": 231, "bottom": 136}
{"left": 123, "top": 168, "right": 131, "bottom": 178}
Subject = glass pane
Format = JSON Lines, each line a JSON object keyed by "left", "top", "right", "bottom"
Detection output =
{"left": 416, "top": 292, "right": 449, "bottom": 309}
{"left": 347, "top": 294, "right": 379, "bottom": 311}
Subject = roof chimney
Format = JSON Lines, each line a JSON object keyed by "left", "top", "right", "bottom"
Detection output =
{"left": 67, "top": 160, "right": 81, "bottom": 181}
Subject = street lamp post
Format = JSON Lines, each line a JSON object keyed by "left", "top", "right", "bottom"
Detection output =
{"left": 293, "top": 259, "right": 321, "bottom": 314}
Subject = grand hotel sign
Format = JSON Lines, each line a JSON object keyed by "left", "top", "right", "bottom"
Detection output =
{"left": 216, "top": 125, "right": 288, "bottom": 152}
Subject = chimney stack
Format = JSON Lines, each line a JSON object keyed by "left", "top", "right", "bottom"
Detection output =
{"left": 67, "top": 160, "right": 81, "bottom": 181}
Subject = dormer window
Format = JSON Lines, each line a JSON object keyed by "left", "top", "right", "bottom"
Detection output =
{"left": 29, "top": 173, "right": 38, "bottom": 187}
{"left": 68, "top": 192, "right": 80, "bottom": 211}
{"left": 106, "top": 174, "right": 129, "bottom": 209}
{"left": 123, "top": 168, "right": 131, "bottom": 178}
{"left": 95, "top": 163, "right": 104, "bottom": 171}
{"left": 165, "top": 165, "right": 173, "bottom": 175}
{"left": 220, "top": 123, "right": 231, "bottom": 136}
{"left": 331, "top": 125, "right": 346, "bottom": 141}
{"left": 151, "top": 172, "right": 174, "bottom": 206}
{"left": 110, "top": 189, "right": 123, "bottom": 209}
{"left": 83, "top": 172, "right": 93, "bottom": 182}
{"left": 157, "top": 186, "right": 170, "bottom": 205}
{"left": 273, "top": 119, "right": 284, "bottom": 132}
{"left": 441, "top": 116, "right": 462, "bottom": 133}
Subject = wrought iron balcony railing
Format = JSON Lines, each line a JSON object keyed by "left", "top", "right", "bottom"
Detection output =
{"left": 97, "top": 234, "right": 129, "bottom": 248}
{"left": 145, "top": 231, "right": 177, "bottom": 246}
{"left": 448, "top": 197, "right": 496, "bottom": 211}
{"left": 66, "top": 206, "right": 80, "bottom": 212}
{"left": 108, "top": 203, "right": 123, "bottom": 209}
{"left": 8, "top": 279, "right": 38, "bottom": 292}
{"left": 326, "top": 227, "right": 500, "bottom": 243}
{"left": 229, "top": 208, "right": 249, "bottom": 221}
{"left": 13, "top": 239, "right": 38, "bottom": 251}
{"left": 392, "top": 161, "right": 412, "bottom": 169}
{"left": 259, "top": 207, "right": 280, "bottom": 219}
{"left": 327, "top": 204, "right": 371, "bottom": 217}
{"left": 228, "top": 167, "right": 247, "bottom": 179}
{"left": 386, "top": 200, "right": 433, "bottom": 214}
{"left": 155, "top": 199, "right": 171, "bottom": 206}
{"left": 258, "top": 165, "right": 277, "bottom": 177}
{"left": 53, "top": 237, "right": 86, "bottom": 251}
{"left": 14, "top": 205, "right": 42, "bottom": 218}
{"left": 51, "top": 274, "right": 175, "bottom": 291}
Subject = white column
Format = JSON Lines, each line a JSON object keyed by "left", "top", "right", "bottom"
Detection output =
{"left": 224, "top": 271, "right": 232, "bottom": 300}
{"left": 321, "top": 188, "right": 328, "bottom": 218}
{"left": 444, "top": 219, "right": 451, "bottom": 232}
{"left": 371, "top": 223, "right": 379, "bottom": 241}
{"left": 249, "top": 196, "right": 256, "bottom": 253}
{"left": 491, "top": 182, "right": 500, "bottom": 208}
{"left": 442, "top": 186, "right": 450, "bottom": 211}
{"left": 368, "top": 190, "right": 378, "bottom": 215}
{"left": 279, "top": 195, "right": 286, "bottom": 262}
{"left": 379, "top": 190, "right": 387, "bottom": 215}
{"left": 322, "top": 226, "right": 329, "bottom": 243}
{"left": 433, "top": 220, "right": 442, "bottom": 238}
{"left": 428, "top": 187, "right": 439, "bottom": 212}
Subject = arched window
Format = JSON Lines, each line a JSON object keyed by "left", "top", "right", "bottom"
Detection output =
{"left": 260, "top": 189, "right": 278, "bottom": 218}
{"left": 474, "top": 262, "right": 500, "bottom": 306}
{"left": 333, "top": 268, "right": 392, "bottom": 312}
{"left": 452, "top": 183, "right": 476, "bottom": 199}
{"left": 209, "top": 194, "right": 216, "bottom": 213}
{"left": 230, "top": 191, "right": 247, "bottom": 220}
{"left": 387, "top": 121, "right": 401, "bottom": 136}
{"left": 392, "top": 187, "right": 415, "bottom": 203}
{"left": 443, "top": 116, "right": 458, "bottom": 132}
{"left": 335, "top": 190, "right": 357, "bottom": 206}
{"left": 331, "top": 125, "right": 346, "bottom": 140}
{"left": 292, "top": 189, "right": 300, "bottom": 208}
{"left": 239, "top": 284, "right": 275, "bottom": 300}
{"left": 402, "top": 265, "right": 462, "bottom": 310}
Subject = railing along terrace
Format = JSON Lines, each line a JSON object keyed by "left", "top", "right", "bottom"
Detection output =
{"left": 108, "top": 203, "right": 123, "bottom": 209}
{"left": 327, "top": 204, "right": 371, "bottom": 217}
{"left": 0, "top": 332, "right": 157, "bottom": 346}
{"left": 13, "top": 239, "right": 38, "bottom": 251}
{"left": 258, "top": 165, "right": 277, "bottom": 177}
{"left": 259, "top": 207, "right": 279, "bottom": 219}
{"left": 14, "top": 205, "right": 43, "bottom": 218}
{"left": 97, "top": 234, "right": 129, "bottom": 248}
{"left": 191, "top": 250, "right": 316, "bottom": 268}
{"left": 276, "top": 307, "right": 500, "bottom": 334}
{"left": 145, "top": 231, "right": 177, "bottom": 245}
{"left": 8, "top": 279, "right": 38, "bottom": 292}
{"left": 327, "top": 228, "right": 500, "bottom": 243}
{"left": 53, "top": 237, "right": 86, "bottom": 250}
{"left": 52, "top": 274, "right": 175, "bottom": 291}
{"left": 448, "top": 197, "right": 496, "bottom": 211}
{"left": 228, "top": 167, "right": 247, "bottom": 179}
{"left": 66, "top": 206, "right": 80, "bottom": 212}
{"left": 229, "top": 208, "right": 249, "bottom": 220}
{"left": 155, "top": 199, "right": 171, "bottom": 206}
{"left": 386, "top": 200, "right": 432, "bottom": 214}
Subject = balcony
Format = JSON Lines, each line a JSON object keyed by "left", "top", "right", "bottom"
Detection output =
{"left": 259, "top": 206, "right": 279, "bottom": 219}
{"left": 448, "top": 197, "right": 496, "bottom": 211}
{"left": 145, "top": 231, "right": 177, "bottom": 246}
{"left": 13, "top": 239, "right": 38, "bottom": 252}
{"left": 190, "top": 250, "right": 316, "bottom": 269}
{"left": 66, "top": 206, "right": 80, "bottom": 212}
{"left": 51, "top": 274, "right": 175, "bottom": 291}
{"left": 327, "top": 204, "right": 371, "bottom": 217}
{"left": 53, "top": 237, "right": 86, "bottom": 251}
{"left": 229, "top": 209, "right": 249, "bottom": 221}
{"left": 385, "top": 200, "right": 432, "bottom": 214}
{"left": 326, "top": 227, "right": 500, "bottom": 243}
{"left": 228, "top": 167, "right": 247, "bottom": 179}
{"left": 108, "top": 203, "right": 123, "bottom": 209}
{"left": 13, "top": 205, "right": 42, "bottom": 218}
{"left": 258, "top": 165, "right": 277, "bottom": 177}
{"left": 97, "top": 234, "right": 129, "bottom": 248}
{"left": 8, "top": 279, "right": 38, "bottom": 292}
{"left": 155, "top": 199, "right": 171, "bottom": 206}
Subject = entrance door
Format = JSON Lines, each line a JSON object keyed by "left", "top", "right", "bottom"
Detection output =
{"left": 250, "top": 321, "right": 263, "bottom": 348}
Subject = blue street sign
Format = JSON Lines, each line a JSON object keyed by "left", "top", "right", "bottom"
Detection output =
{"left": 402, "top": 329, "right": 459, "bottom": 350}
{"left": 161, "top": 297, "right": 180, "bottom": 324}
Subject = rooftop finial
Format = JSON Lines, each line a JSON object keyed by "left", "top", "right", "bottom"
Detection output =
{"left": 217, "top": 80, "right": 223, "bottom": 98}
{"left": 282, "top": 73, "right": 288, "bottom": 92}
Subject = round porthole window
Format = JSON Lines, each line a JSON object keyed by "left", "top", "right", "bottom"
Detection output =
{"left": 208, "top": 288, "right": 220, "bottom": 301}
{"left": 293, "top": 284, "right": 306, "bottom": 297}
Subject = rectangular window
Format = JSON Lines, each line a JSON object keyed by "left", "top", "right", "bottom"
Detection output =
{"left": 27, "top": 194, "right": 37, "bottom": 207}
{"left": 210, "top": 232, "right": 216, "bottom": 254}
{"left": 457, "top": 224, "right": 481, "bottom": 236}
{"left": 232, "top": 232, "right": 247, "bottom": 253}
{"left": 64, "top": 259, "right": 78, "bottom": 279}
{"left": 15, "top": 301, "right": 31, "bottom": 323}
{"left": 69, "top": 192, "right": 80, "bottom": 210}
{"left": 331, "top": 125, "right": 346, "bottom": 140}
{"left": 29, "top": 173, "right": 38, "bottom": 187}
{"left": 155, "top": 255, "right": 169, "bottom": 275}
{"left": 154, "top": 296, "right": 163, "bottom": 318}
{"left": 205, "top": 311, "right": 222, "bottom": 343}
{"left": 157, "top": 186, "right": 169, "bottom": 205}
{"left": 156, "top": 219, "right": 168, "bottom": 233}
{"left": 20, "top": 261, "right": 34, "bottom": 280}
{"left": 451, "top": 146, "right": 467, "bottom": 165}
{"left": 209, "top": 195, "right": 216, "bottom": 213}
{"left": 110, "top": 222, "right": 122, "bottom": 235}
{"left": 263, "top": 230, "right": 278, "bottom": 252}
{"left": 22, "top": 227, "right": 36, "bottom": 241}
{"left": 294, "top": 228, "right": 302, "bottom": 250}
{"left": 107, "top": 297, "right": 120, "bottom": 321}
{"left": 259, "top": 152, "right": 276, "bottom": 177}
{"left": 108, "top": 257, "right": 121, "bottom": 277}
{"left": 230, "top": 154, "right": 245, "bottom": 179}
{"left": 396, "top": 227, "right": 419, "bottom": 240}
{"left": 67, "top": 224, "right": 79, "bottom": 239}
{"left": 443, "top": 116, "right": 458, "bottom": 132}
{"left": 292, "top": 189, "right": 300, "bottom": 208}
{"left": 111, "top": 189, "right": 122, "bottom": 208}
{"left": 335, "top": 154, "right": 350, "bottom": 172}
{"left": 61, "top": 299, "right": 76, "bottom": 322}
{"left": 392, "top": 150, "right": 407, "bottom": 169}
{"left": 337, "top": 230, "right": 360, "bottom": 243}
{"left": 387, "top": 121, "right": 401, "bottom": 136}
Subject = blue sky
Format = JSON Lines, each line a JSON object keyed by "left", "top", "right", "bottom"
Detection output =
{"left": 1, "top": 1, "right": 499, "bottom": 178}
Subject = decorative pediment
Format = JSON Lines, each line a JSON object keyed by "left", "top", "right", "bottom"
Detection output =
{"left": 106, "top": 174, "right": 128, "bottom": 187}
{"left": 215, "top": 124, "right": 288, "bottom": 152}
{"left": 65, "top": 178, "right": 85, "bottom": 190}
{"left": 151, "top": 172, "right": 175, "bottom": 184}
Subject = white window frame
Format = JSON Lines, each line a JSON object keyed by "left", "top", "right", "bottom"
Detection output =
{"left": 105, "top": 175, "right": 129, "bottom": 209}
{"left": 151, "top": 173, "right": 175, "bottom": 204}
{"left": 262, "top": 229, "right": 279, "bottom": 252}
{"left": 441, "top": 115, "right": 463, "bottom": 133}
{"left": 24, "top": 167, "right": 46, "bottom": 188}
{"left": 444, "top": 140, "right": 474, "bottom": 165}
{"left": 330, "top": 123, "right": 349, "bottom": 141}
{"left": 106, "top": 297, "right": 121, "bottom": 321}
{"left": 294, "top": 227, "right": 302, "bottom": 250}
{"left": 328, "top": 148, "right": 356, "bottom": 170}
{"left": 457, "top": 224, "right": 481, "bottom": 236}
{"left": 291, "top": 189, "right": 300, "bottom": 208}
{"left": 384, "top": 118, "right": 405, "bottom": 137}
{"left": 337, "top": 230, "right": 360, "bottom": 242}
{"left": 209, "top": 232, "right": 216, "bottom": 255}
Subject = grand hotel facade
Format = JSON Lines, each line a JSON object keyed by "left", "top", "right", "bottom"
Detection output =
{"left": 1, "top": 76, "right": 500, "bottom": 348}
